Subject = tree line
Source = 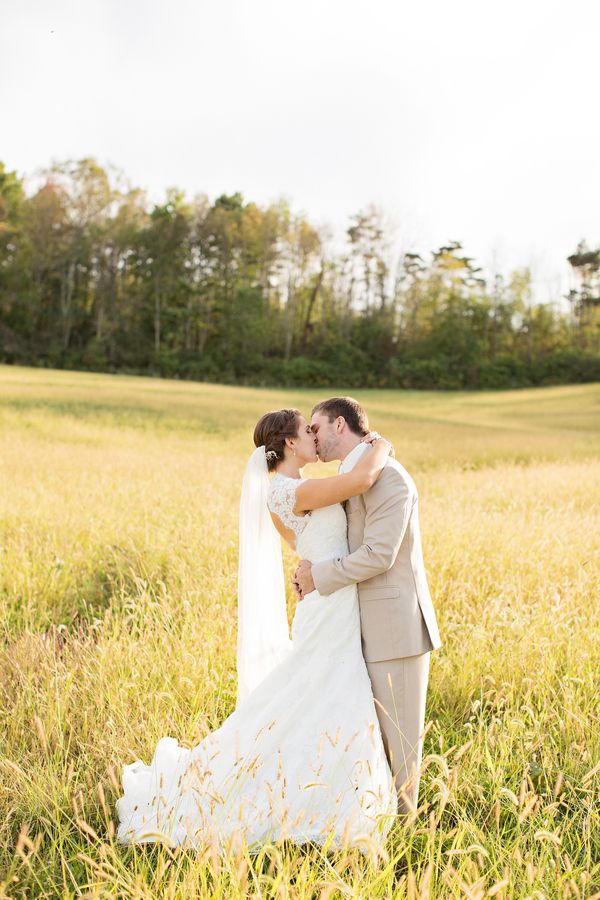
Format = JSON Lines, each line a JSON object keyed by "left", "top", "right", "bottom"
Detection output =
{"left": 1, "top": 158, "right": 599, "bottom": 389}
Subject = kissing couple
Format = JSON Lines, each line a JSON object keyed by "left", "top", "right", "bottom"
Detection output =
{"left": 116, "top": 396, "right": 441, "bottom": 854}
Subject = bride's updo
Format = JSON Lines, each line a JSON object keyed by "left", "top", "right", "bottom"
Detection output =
{"left": 254, "top": 408, "right": 301, "bottom": 472}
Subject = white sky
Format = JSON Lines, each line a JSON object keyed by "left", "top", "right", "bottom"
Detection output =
{"left": 2, "top": 0, "right": 599, "bottom": 302}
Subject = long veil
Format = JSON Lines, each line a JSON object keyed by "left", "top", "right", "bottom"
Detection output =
{"left": 236, "top": 446, "right": 293, "bottom": 706}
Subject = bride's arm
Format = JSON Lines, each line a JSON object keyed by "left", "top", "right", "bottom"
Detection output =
{"left": 294, "top": 436, "right": 392, "bottom": 513}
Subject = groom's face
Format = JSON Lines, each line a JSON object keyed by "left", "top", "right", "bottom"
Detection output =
{"left": 310, "top": 412, "right": 340, "bottom": 462}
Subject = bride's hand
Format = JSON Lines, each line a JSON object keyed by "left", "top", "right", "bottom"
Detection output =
{"left": 360, "top": 431, "right": 380, "bottom": 445}
{"left": 361, "top": 431, "right": 395, "bottom": 457}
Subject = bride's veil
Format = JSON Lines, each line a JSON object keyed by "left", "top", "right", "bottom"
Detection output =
{"left": 236, "top": 445, "right": 293, "bottom": 706}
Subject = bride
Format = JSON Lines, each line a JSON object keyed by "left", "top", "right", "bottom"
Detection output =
{"left": 115, "top": 408, "right": 397, "bottom": 852}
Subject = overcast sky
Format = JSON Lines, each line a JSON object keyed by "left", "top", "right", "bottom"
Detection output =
{"left": 2, "top": 0, "right": 599, "bottom": 301}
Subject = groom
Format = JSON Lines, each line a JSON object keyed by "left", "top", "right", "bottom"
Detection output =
{"left": 294, "top": 396, "right": 441, "bottom": 816}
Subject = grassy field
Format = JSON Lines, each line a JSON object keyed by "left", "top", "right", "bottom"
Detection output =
{"left": 0, "top": 365, "right": 598, "bottom": 898}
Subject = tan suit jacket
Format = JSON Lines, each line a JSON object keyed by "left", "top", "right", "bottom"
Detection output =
{"left": 312, "top": 446, "right": 441, "bottom": 662}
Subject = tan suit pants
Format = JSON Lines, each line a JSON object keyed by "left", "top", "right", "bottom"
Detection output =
{"left": 366, "top": 652, "right": 430, "bottom": 816}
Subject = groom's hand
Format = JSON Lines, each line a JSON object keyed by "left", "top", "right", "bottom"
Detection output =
{"left": 291, "top": 575, "right": 303, "bottom": 601}
{"left": 295, "top": 560, "right": 315, "bottom": 596}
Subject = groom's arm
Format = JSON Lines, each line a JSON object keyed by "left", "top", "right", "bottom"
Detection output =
{"left": 311, "top": 466, "right": 416, "bottom": 596}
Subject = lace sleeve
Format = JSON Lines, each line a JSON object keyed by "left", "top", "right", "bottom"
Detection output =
{"left": 267, "top": 475, "right": 308, "bottom": 535}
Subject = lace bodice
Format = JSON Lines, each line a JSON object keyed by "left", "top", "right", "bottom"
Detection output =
{"left": 267, "top": 473, "right": 349, "bottom": 564}
{"left": 267, "top": 474, "right": 311, "bottom": 537}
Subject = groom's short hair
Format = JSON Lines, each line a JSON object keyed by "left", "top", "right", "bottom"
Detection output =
{"left": 311, "top": 397, "right": 369, "bottom": 436}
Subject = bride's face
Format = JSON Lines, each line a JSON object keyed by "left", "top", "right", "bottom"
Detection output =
{"left": 292, "top": 415, "right": 318, "bottom": 465}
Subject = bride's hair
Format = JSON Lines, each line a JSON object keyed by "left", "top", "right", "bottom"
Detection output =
{"left": 254, "top": 408, "right": 301, "bottom": 472}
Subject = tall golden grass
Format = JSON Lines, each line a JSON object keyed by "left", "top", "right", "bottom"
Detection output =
{"left": 0, "top": 366, "right": 598, "bottom": 898}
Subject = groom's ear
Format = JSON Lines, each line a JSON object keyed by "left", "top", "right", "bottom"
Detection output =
{"left": 335, "top": 416, "right": 346, "bottom": 433}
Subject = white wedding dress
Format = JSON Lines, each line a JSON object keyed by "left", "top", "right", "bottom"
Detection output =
{"left": 116, "top": 474, "right": 396, "bottom": 851}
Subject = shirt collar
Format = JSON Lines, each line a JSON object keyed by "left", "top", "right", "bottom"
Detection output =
{"left": 339, "top": 441, "right": 369, "bottom": 474}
